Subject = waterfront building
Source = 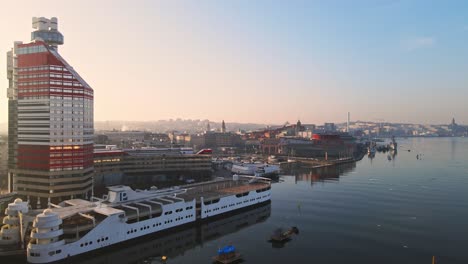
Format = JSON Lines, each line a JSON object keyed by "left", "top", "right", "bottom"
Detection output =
{"left": 101, "top": 130, "right": 145, "bottom": 144}
{"left": 175, "top": 133, "right": 191, "bottom": 146}
{"left": 264, "top": 133, "right": 358, "bottom": 158}
{"left": 6, "top": 17, "right": 94, "bottom": 207}
{"left": 260, "top": 138, "right": 280, "bottom": 155}
{"left": 93, "top": 147, "right": 212, "bottom": 192}
{"left": 191, "top": 132, "right": 242, "bottom": 151}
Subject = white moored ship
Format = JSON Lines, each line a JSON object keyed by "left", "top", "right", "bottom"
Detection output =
{"left": 231, "top": 163, "right": 280, "bottom": 178}
{"left": 0, "top": 176, "right": 271, "bottom": 263}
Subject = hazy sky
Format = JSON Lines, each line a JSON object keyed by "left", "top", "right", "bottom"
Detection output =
{"left": 1, "top": 0, "right": 467, "bottom": 125}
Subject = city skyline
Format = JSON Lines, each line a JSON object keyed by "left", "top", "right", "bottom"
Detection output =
{"left": 2, "top": 0, "right": 468, "bottom": 125}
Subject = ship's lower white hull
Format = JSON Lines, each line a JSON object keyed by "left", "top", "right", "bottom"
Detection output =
{"left": 27, "top": 187, "right": 271, "bottom": 263}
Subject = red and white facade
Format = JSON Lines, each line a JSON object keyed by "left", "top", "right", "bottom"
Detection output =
{"left": 7, "top": 17, "right": 94, "bottom": 207}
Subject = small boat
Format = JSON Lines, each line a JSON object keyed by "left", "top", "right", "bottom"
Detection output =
{"left": 270, "top": 226, "right": 299, "bottom": 243}
{"left": 213, "top": 245, "right": 242, "bottom": 264}
{"left": 231, "top": 162, "right": 280, "bottom": 178}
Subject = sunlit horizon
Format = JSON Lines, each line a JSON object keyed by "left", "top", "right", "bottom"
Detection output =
{"left": 1, "top": 0, "right": 467, "bottom": 125}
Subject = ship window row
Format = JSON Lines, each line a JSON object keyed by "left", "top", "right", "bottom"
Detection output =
{"left": 186, "top": 206, "right": 193, "bottom": 210}
{"left": 48, "top": 249, "right": 62, "bottom": 256}
{"left": 30, "top": 252, "right": 41, "bottom": 257}
{"left": 97, "top": 237, "right": 109, "bottom": 243}
{"left": 128, "top": 222, "right": 163, "bottom": 235}
{"left": 256, "top": 187, "right": 271, "bottom": 193}
{"left": 236, "top": 192, "right": 249, "bottom": 198}
{"left": 203, "top": 198, "right": 220, "bottom": 205}
{"left": 80, "top": 240, "right": 93, "bottom": 247}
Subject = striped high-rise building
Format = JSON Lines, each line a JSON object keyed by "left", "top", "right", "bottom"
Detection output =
{"left": 6, "top": 17, "right": 94, "bottom": 207}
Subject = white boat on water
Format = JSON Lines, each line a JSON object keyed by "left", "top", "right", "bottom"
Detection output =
{"left": 0, "top": 177, "right": 271, "bottom": 263}
{"left": 231, "top": 162, "right": 280, "bottom": 177}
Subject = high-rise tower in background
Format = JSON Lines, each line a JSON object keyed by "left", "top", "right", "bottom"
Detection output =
{"left": 6, "top": 17, "right": 94, "bottom": 207}
{"left": 221, "top": 120, "right": 226, "bottom": 133}
{"left": 347, "top": 112, "right": 350, "bottom": 132}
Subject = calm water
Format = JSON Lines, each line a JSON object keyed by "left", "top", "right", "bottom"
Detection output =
{"left": 10, "top": 138, "right": 468, "bottom": 264}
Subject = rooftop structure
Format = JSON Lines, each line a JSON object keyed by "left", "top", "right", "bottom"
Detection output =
{"left": 31, "top": 17, "right": 64, "bottom": 49}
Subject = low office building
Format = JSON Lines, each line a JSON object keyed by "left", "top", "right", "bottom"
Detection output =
{"left": 93, "top": 147, "right": 212, "bottom": 194}
{"left": 191, "top": 132, "right": 243, "bottom": 150}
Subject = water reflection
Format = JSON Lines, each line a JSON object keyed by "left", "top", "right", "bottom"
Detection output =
{"left": 387, "top": 149, "right": 397, "bottom": 166}
{"left": 74, "top": 203, "right": 271, "bottom": 264}
{"left": 283, "top": 163, "right": 357, "bottom": 185}
{"left": 451, "top": 137, "right": 456, "bottom": 160}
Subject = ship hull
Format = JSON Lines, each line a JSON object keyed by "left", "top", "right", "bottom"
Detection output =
{"left": 27, "top": 183, "right": 271, "bottom": 263}
{"left": 41, "top": 201, "right": 271, "bottom": 264}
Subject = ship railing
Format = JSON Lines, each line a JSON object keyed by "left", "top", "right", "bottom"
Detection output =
{"left": 90, "top": 196, "right": 106, "bottom": 202}
{"left": 155, "top": 197, "right": 175, "bottom": 204}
